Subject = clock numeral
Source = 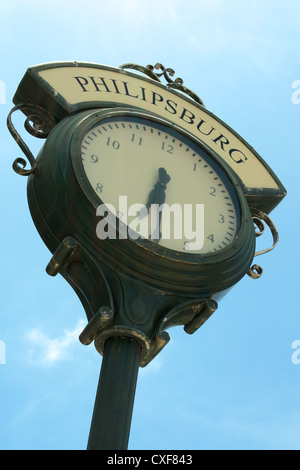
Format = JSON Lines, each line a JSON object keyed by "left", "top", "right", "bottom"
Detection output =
{"left": 218, "top": 214, "right": 225, "bottom": 223}
{"left": 131, "top": 134, "right": 143, "bottom": 145}
{"left": 209, "top": 187, "right": 216, "bottom": 197}
{"left": 95, "top": 183, "right": 103, "bottom": 193}
{"left": 193, "top": 159, "right": 202, "bottom": 171}
{"left": 106, "top": 137, "right": 120, "bottom": 150}
{"left": 90, "top": 154, "right": 99, "bottom": 163}
{"left": 207, "top": 234, "right": 214, "bottom": 243}
{"left": 161, "top": 142, "right": 174, "bottom": 154}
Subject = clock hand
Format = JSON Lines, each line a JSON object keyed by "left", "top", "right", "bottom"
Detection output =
{"left": 140, "top": 167, "right": 171, "bottom": 242}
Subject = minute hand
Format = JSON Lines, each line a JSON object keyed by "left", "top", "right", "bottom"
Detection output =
{"left": 143, "top": 167, "right": 171, "bottom": 241}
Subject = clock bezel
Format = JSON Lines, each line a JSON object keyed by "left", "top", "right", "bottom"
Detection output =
{"left": 73, "top": 110, "right": 242, "bottom": 258}
{"left": 70, "top": 107, "right": 253, "bottom": 264}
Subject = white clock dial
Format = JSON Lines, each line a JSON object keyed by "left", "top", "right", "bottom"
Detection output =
{"left": 80, "top": 115, "right": 240, "bottom": 254}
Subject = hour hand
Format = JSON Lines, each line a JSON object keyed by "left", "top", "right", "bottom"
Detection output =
{"left": 139, "top": 167, "right": 171, "bottom": 220}
{"left": 141, "top": 168, "right": 171, "bottom": 242}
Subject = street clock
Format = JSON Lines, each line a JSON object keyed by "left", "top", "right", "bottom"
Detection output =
{"left": 8, "top": 61, "right": 286, "bottom": 450}
{"left": 27, "top": 106, "right": 254, "bottom": 298}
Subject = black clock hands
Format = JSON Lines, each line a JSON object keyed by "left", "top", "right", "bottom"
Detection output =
{"left": 140, "top": 167, "right": 171, "bottom": 242}
{"left": 147, "top": 167, "right": 171, "bottom": 207}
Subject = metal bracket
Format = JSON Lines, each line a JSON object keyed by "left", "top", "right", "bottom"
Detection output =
{"left": 247, "top": 208, "right": 279, "bottom": 279}
{"left": 7, "top": 103, "right": 56, "bottom": 176}
{"left": 46, "top": 236, "right": 114, "bottom": 322}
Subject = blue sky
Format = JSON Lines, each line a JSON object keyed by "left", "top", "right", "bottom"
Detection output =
{"left": 0, "top": 0, "right": 299, "bottom": 450}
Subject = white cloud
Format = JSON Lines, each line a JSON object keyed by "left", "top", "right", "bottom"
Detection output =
{"left": 26, "top": 319, "right": 85, "bottom": 366}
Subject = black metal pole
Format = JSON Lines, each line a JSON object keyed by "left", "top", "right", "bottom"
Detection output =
{"left": 87, "top": 335, "right": 141, "bottom": 450}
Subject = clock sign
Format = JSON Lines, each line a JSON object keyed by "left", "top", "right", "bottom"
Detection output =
{"left": 8, "top": 61, "right": 286, "bottom": 449}
{"left": 8, "top": 60, "right": 286, "bottom": 350}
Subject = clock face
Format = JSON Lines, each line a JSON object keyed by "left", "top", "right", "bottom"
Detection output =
{"left": 80, "top": 114, "right": 240, "bottom": 255}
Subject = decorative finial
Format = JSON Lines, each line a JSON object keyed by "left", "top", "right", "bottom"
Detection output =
{"left": 120, "top": 62, "right": 205, "bottom": 106}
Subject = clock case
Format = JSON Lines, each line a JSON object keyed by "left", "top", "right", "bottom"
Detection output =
{"left": 27, "top": 107, "right": 255, "bottom": 366}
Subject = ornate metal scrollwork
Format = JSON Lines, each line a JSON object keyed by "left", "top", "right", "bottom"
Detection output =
{"left": 7, "top": 103, "right": 56, "bottom": 176}
{"left": 120, "top": 62, "right": 205, "bottom": 106}
{"left": 247, "top": 208, "right": 279, "bottom": 279}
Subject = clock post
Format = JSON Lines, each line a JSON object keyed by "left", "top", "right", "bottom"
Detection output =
{"left": 8, "top": 61, "right": 286, "bottom": 450}
{"left": 86, "top": 336, "right": 141, "bottom": 450}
